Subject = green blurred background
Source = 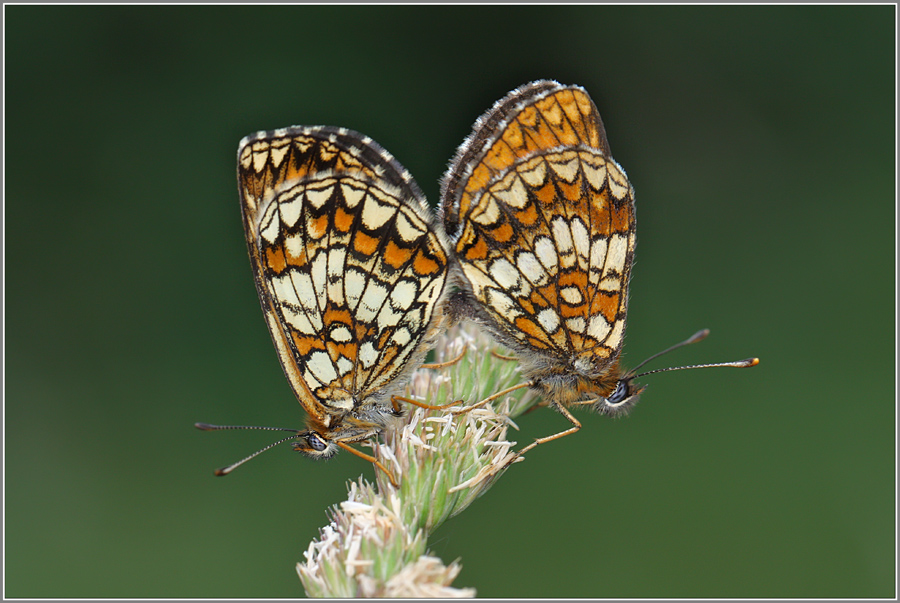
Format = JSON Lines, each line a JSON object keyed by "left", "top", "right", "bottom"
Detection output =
{"left": 5, "top": 5, "right": 895, "bottom": 598}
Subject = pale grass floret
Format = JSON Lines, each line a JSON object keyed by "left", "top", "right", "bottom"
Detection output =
{"left": 296, "top": 323, "right": 537, "bottom": 597}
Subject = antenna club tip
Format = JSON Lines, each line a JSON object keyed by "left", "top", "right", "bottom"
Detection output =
{"left": 213, "top": 468, "right": 230, "bottom": 477}
{"left": 746, "top": 357, "right": 760, "bottom": 367}
{"left": 689, "top": 328, "right": 711, "bottom": 343}
{"left": 195, "top": 422, "right": 215, "bottom": 431}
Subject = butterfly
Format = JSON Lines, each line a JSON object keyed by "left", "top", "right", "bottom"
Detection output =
{"left": 197, "top": 126, "right": 457, "bottom": 485}
{"left": 440, "top": 80, "right": 758, "bottom": 454}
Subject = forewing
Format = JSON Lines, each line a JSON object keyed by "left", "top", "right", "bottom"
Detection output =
{"left": 442, "top": 83, "right": 635, "bottom": 369}
{"left": 238, "top": 127, "right": 449, "bottom": 414}
{"left": 441, "top": 80, "right": 611, "bottom": 238}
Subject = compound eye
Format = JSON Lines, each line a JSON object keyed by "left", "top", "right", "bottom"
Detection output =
{"left": 307, "top": 433, "right": 327, "bottom": 452}
{"left": 608, "top": 380, "right": 629, "bottom": 404}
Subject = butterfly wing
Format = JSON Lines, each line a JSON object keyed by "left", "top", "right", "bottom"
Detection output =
{"left": 238, "top": 127, "right": 449, "bottom": 419}
{"left": 441, "top": 81, "right": 636, "bottom": 372}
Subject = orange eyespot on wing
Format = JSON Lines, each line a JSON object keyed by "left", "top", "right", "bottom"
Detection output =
{"left": 441, "top": 81, "right": 636, "bottom": 376}
{"left": 237, "top": 127, "right": 450, "bottom": 421}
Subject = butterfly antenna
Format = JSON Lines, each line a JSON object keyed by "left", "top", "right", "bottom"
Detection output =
{"left": 625, "top": 328, "right": 711, "bottom": 377}
{"left": 633, "top": 357, "right": 759, "bottom": 380}
{"left": 625, "top": 329, "right": 759, "bottom": 380}
{"left": 194, "top": 423, "right": 302, "bottom": 476}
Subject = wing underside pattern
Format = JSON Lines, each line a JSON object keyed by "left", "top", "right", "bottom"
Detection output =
{"left": 238, "top": 127, "right": 448, "bottom": 415}
{"left": 442, "top": 82, "right": 636, "bottom": 373}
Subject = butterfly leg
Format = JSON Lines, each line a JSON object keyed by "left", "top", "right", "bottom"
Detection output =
{"left": 490, "top": 350, "right": 518, "bottom": 361}
{"left": 450, "top": 381, "right": 533, "bottom": 416}
{"left": 514, "top": 403, "right": 582, "bottom": 458}
{"left": 569, "top": 398, "right": 598, "bottom": 407}
{"left": 420, "top": 346, "right": 467, "bottom": 369}
{"left": 335, "top": 441, "right": 399, "bottom": 488}
{"left": 392, "top": 394, "right": 462, "bottom": 412}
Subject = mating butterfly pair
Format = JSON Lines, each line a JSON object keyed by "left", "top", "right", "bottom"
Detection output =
{"left": 197, "top": 80, "right": 758, "bottom": 485}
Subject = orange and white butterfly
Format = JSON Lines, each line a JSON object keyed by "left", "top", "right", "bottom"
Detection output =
{"left": 197, "top": 126, "right": 454, "bottom": 485}
{"left": 441, "top": 80, "right": 758, "bottom": 453}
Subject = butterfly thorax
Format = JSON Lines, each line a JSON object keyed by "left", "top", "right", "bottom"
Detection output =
{"left": 524, "top": 354, "right": 623, "bottom": 405}
{"left": 354, "top": 400, "right": 405, "bottom": 430}
{"left": 320, "top": 414, "right": 383, "bottom": 442}
{"left": 311, "top": 385, "right": 403, "bottom": 428}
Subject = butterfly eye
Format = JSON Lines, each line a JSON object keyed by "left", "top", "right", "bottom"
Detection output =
{"left": 608, "top": 380, "right": 629, "bottom": 404}
{"left": 307, "top": 433, "right": 328, "bottom": 452}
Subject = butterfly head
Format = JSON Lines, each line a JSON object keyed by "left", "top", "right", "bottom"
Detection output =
{"left": 590, "top": 376, "right": 647, "bottom": 416}
{"left": 291, "top": 430, "right": 340, "bottom": 460}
